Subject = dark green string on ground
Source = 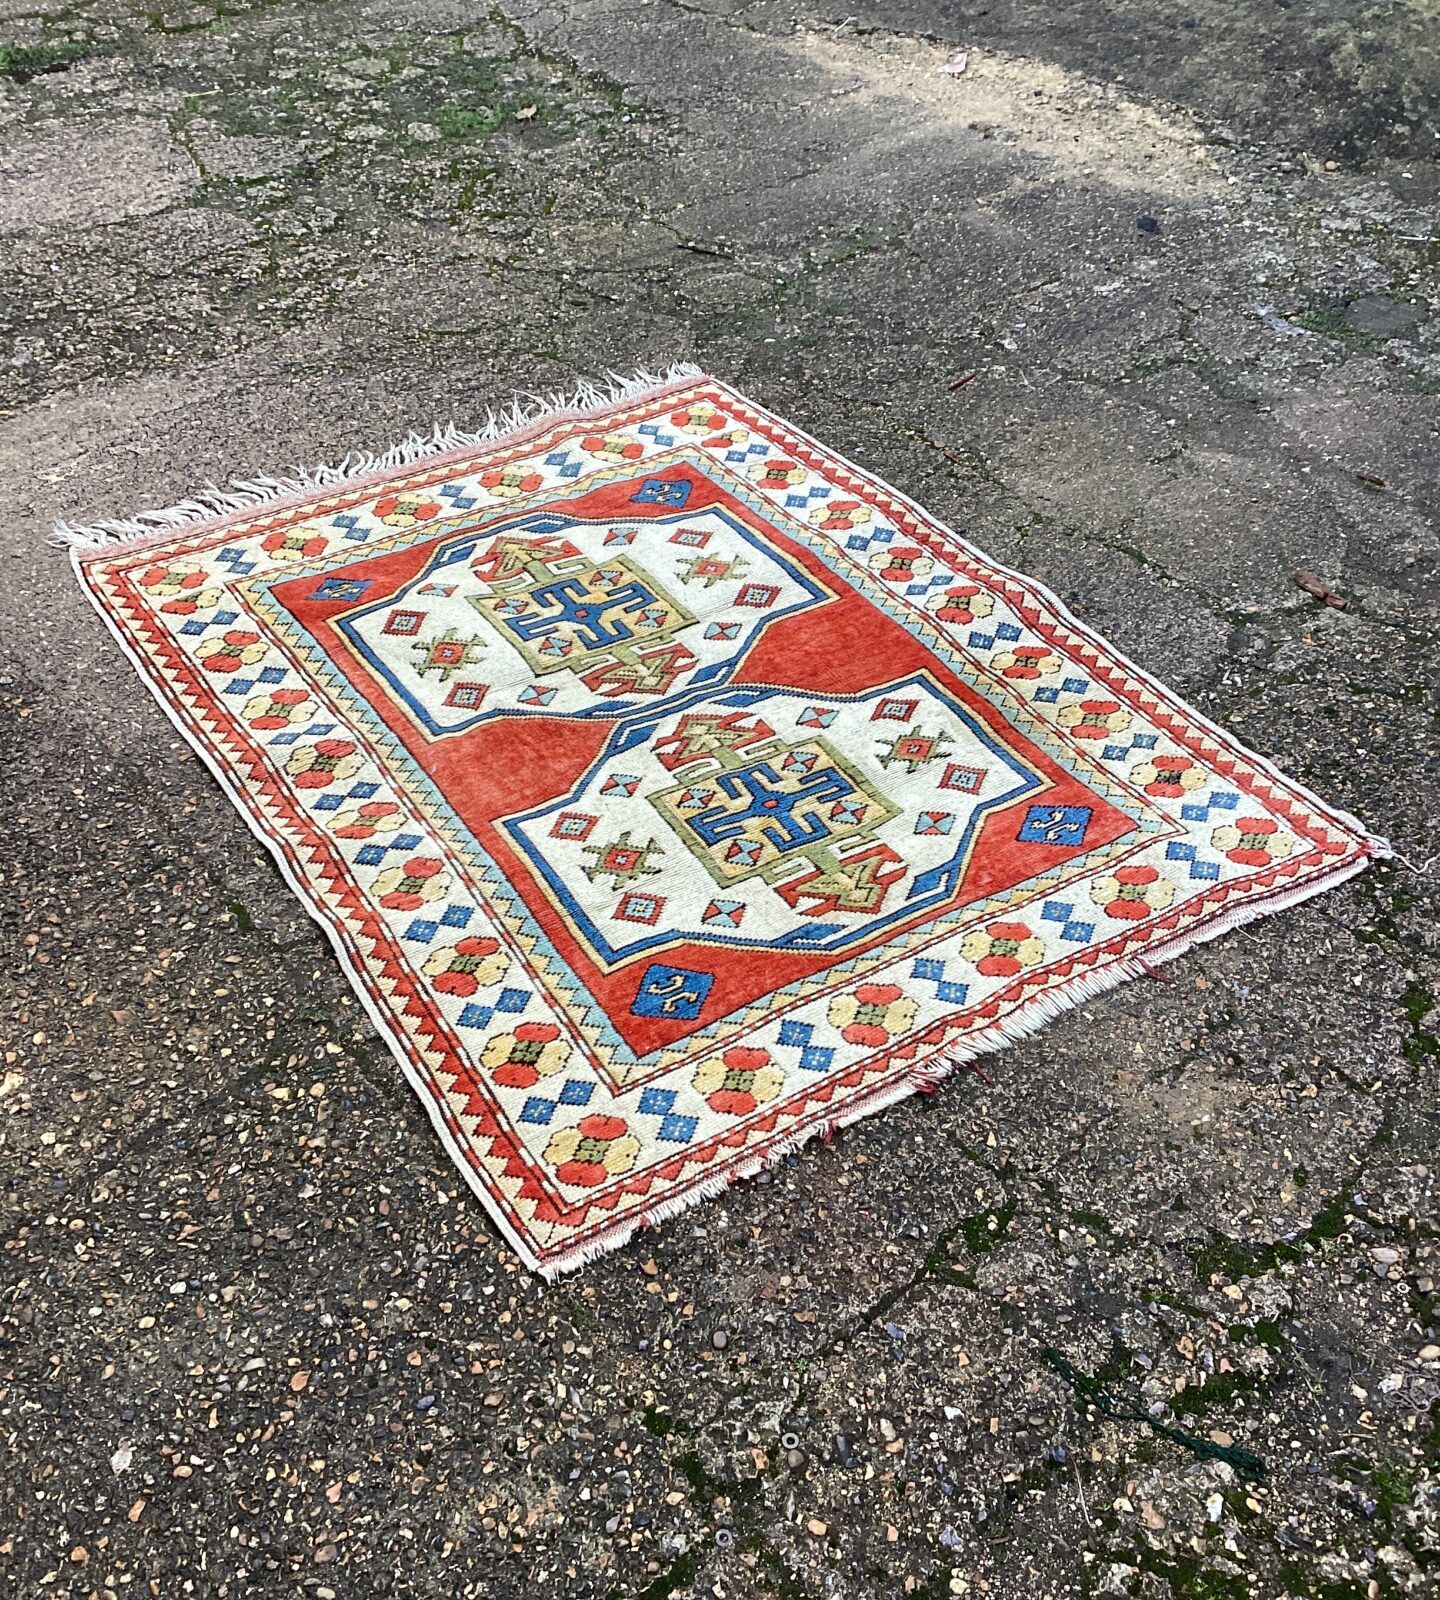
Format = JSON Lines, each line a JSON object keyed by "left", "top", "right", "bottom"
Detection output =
{"left": 1042, "top": 1347, "right": 1268, "bottom": 1482}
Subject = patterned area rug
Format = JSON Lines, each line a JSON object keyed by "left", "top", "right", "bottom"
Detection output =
{"left": 66, "top": 368, "right": 1386, "bottom": 1275}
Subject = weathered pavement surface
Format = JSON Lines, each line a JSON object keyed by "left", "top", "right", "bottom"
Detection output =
{"left": 1, "top": 3, "right": 1438, "bottom": 1596}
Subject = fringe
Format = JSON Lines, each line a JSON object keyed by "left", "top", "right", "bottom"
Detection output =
{"left": 51, "top": 362, "right": 704, "bottom": 554}
{"left": 532, "top": 840, "right": 1382, "bottom": 1280}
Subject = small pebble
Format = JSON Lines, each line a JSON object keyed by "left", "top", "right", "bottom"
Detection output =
{"left": 711, "top": 1328, "right": 728, "bottom": 1350}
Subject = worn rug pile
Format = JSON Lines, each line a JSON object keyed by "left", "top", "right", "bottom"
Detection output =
{"left": 65, "top": 367, "right": 1385, "bottom": 1275}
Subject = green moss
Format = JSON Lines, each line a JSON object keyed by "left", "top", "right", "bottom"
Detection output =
{"left": 1400, "top": 978, "right": 1437, "bottom": 1063}
{"left": 1370, "top": 1461, "right": 1419, "bottom": 1514}
{"left": 435, "top": 102, "right": 508, "bottom": 140}
{"left": 961, "top": 1200, "right": 1017, "bottom": 1255}
{"left": 1277, "top": 1561, "right": 1372, "bottom": 1600}
{"left": 641, "top": 1406, "right": 676, "bottom": 1438}
{"left": 1169, "top": 1365, "right": 1263, "bottom": 1421}
{"left": 1192, "top": 1187, "right": 1353, "bottom": 1281}
{"left": 1289, "top": 302, "right": 1390, "bottom": 356}
{"left": 0, "top": 39, "right": 87, "bottom": 79}
{"left": 1132, "top": 1545, "right": 1249, "bottom": 1600}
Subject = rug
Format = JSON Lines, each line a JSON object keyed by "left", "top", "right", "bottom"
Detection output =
{"left": 64, "top": 366, "right": 1387, "bottom": 1276}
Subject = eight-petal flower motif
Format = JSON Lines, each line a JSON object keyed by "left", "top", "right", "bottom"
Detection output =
{"left": 545, "top": 1114, "right": 641, "bottom": 1187}
{"left": 195, "top": 629, "right": 267, "bottom": 673}
{"left": 330, "top": 799, "right": 404, "bottom": 840}
{"left": 240, "top": 688, "right": 312, "bottom": 730}
{"left": 810, "top": 499, "right": 871, "bottom": 534}
{"left": 960, "top": 919, "right": 1046, "bottom": 977}
{"left": 261, "top": 525, "right": 329, "bottom": 562}
{"left": 1132, "top": 753, "right": 1206, "bottom": 798}
{"left": 826, "top": 982, "right": 919, "bottom": 1046}
{"left": 482, "top": 1021, "right": 569, "bottom": 1088}
{"left": 374, "top": 493, "right": 441, "bottom": 528}
{"left": 991, "top": 644, "right": 1060, "bottom": 681}
{"left": 1057, "top": 698, "right": 1132, "bottom": 740}
{"left": 581, "top": 432, "right": 645, "bottom": 462}
{"left": 424, "top": 935, "right": 509, "bottom": 998}
{"left": 868, "top": 545, "right": 934, "bottom": 583}
{"left": 285, "top": 738, "right": 362, "bottom": 789}
{"left": 692, "top": 1046, "right": 786, "bottom": 1117}
{"left": 373, "top": 856, "right": 447, "bottom": 911}
{"left": 1090, "top": 864, "right": 1177, "bottom": 921}
{"left": 925, "top": 584, "right": 995, "bottom": 625}
{"left": 749, "top": 457, "right": 807, "bottom": 490}
{"left": 670, "top": 403, "right": 727, "bottom": 433}
{"left": 480, "top": 464, "right": 544, "bottom": 497}
{"left": 1212, "top": 816, "right": 1294, "bottom": 866}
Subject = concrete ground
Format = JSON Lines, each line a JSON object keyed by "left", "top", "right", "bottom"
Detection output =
{"left": 1, "top": 2, "right": 1438, "bottom": 1596}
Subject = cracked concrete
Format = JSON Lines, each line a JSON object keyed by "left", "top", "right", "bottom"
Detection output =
{"left": 1, "top": 1, "right": 1437, "bottom": 1597}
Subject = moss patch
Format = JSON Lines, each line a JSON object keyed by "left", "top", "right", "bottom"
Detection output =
{"left": 0, "top": 40, "right": 88, "bottom": 80}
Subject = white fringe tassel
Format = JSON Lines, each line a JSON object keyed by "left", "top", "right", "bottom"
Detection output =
{"left": 51, "top": 363, "right": 704, "bottom": 552}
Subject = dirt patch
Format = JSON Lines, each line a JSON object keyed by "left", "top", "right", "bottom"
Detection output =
{"left": 797, "top": 28, "right": 1222, "bottom": 197}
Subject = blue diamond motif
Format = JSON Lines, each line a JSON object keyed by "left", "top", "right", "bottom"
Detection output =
{"left": 799, "top": 1045, "right": 835, "bottom": 1072}
{"left": 1061, "top": 677, "right": 1090, "bottom": 694}
{"left": 631, "top": 963, "right": 713, "bottom": 1020}
{"left": 404, "top": 919, "right": 438, "bottom": 943}
{"left": 558, "top": 1080, "right": 593, "bottom": 1107}
{"left": 995, "top": 622, "right": 1022, "bottom": 641}
{"left": 1190, "top": 859, "right": 1221, "bottom": 881}
{"left": 496, "top": 988, "right": 528, "bottom": 1014}
{"left": 1101, "top": 743, "right": 1130, "bottom": 761}
{"left": 639, "top": 1087, "right": 677, "bottom": 1116}
{"left": 1042, "top": 901, "right": 1075, "bottom": 923}
{"left": 659, "top": 1113, "right": 697, "bottom": 1144}
{"left": 1166, "top": 842, "right": 1197, "bottom": 862}
{"left": 458, "top": 1003, "right": 494, "bottom": 1029}
{"left": 1061, "top": 921, "right": 1095, "bottom": 943}
{"left": 258, "top": 666, "right": 285, "bottom": 684}
{"left": 1018, "top": 804, "right": 1092, "bottom": 847}
{"left": 779, "top": 1020, "right": 813, "bottom": 1047}
{"left": 912, "top": 958, "right": 945, "bottom": 981}
{"left": 355, "top": 844, "right": 388, "bottom": 866}
{"left": 519, "top": 1098, "right": 556, "bottom": 1126}
{"left": 1033, "top": 686, "right": 1059, "bottom": 703}
{"left": 440, "top": 905, "right": 473, "bottom": 929}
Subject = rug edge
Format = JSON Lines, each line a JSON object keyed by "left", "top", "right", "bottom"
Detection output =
{"left": 52, "top": 362, "right": 705, "bottom": 558}
{"left": 69, "top": 548, "right": 556, "bottom": 1278}
{"left": 533, "top": 839, "right": 1382, "bottom": 1278}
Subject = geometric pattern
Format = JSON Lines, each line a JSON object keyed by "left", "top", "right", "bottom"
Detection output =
{"left": 74, "top": 372, "right": 1386, "bottom": 1277}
